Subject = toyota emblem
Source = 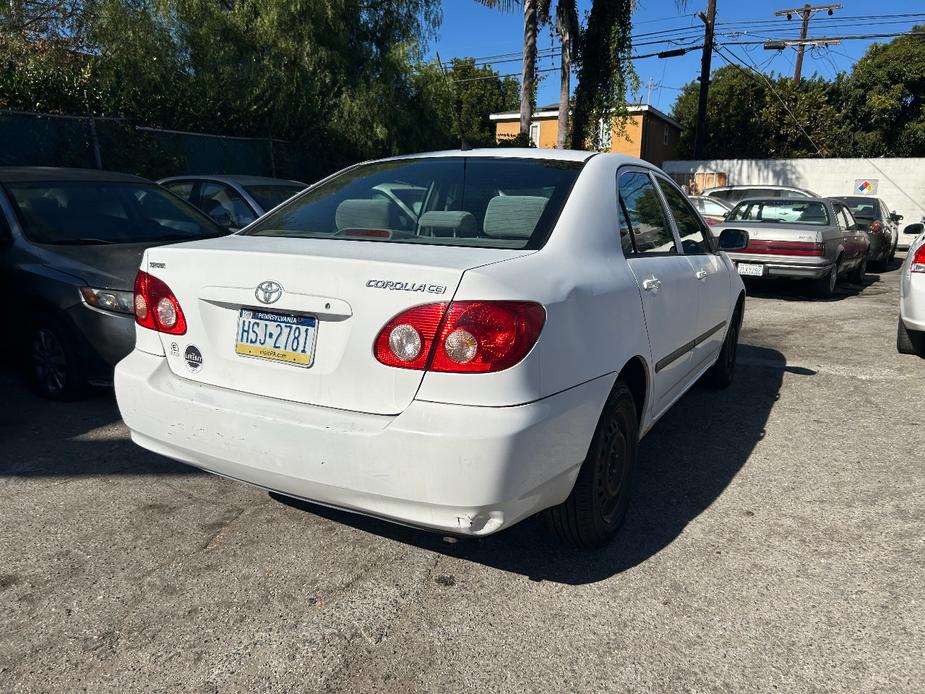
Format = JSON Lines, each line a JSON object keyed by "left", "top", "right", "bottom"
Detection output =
{"left": 255, "top": 280, "right": 283, "bottom": 304}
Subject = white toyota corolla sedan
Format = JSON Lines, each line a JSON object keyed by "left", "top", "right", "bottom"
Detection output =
{"left": 898, "top": 224, "right": 925, "bottom": 357}
{"left": 115, "top": 149, "right": 745, "bottom": 547}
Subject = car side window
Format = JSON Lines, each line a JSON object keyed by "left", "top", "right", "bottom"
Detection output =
{"left": 617, "top": 197, "right": 635, "bottom": 255}
{"left": 656, "top": 178, "right": 713, "bottom": 254}
{"left": 618, "top": 171, "right": 676, "bottom": 255}
{"left": 832, "top": 204, "right": 848, "bottom": 231}
{"left": 165, "top": 181, "right": 195, "bottom": 202}
{"left": 200, "top": 183, "right": 257, "bottom": 229}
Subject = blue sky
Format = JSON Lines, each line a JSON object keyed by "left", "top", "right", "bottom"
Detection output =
{"left": 428, "top": 0, "right": 925, "bottom": 114}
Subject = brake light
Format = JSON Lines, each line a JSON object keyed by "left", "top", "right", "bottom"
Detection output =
{"left": 869, "top": 221, "right": 883, "bottom": 234}
{"left": 738, "top": 239, "right": 825, "bottom": 257}
{"left": 373, "top": 301, "right": 545, "bottom": 373}
{"left": 133, "top": 270, "right": 187, "bottom": 335}
{"left": 912, "top": 244, "right": 925, "bottom": 273}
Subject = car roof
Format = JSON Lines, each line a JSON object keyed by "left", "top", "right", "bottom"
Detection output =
{"left": 734, "top": 196, "right": 831, "bottom": 205}
{"left": 158, "top": 174, "right": 305, "bottom": 186}
{"left": 705, "top": 184, "right": 817, "bottom": 195}
{"left": 369, "top": 148, "right": 600, "bottom": 164}
{"left": 0, "top": 166, "right": 149, "bottom": 184}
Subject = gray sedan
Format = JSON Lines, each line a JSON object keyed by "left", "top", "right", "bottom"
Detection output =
{"left": 158, "top": 174, "right": 306, "bottom": 230}
{"left": 713, "top": 197, "right": 869, "bottom": 298}
{"left": 0, "top": 167, "right": 226, "bottom": 398}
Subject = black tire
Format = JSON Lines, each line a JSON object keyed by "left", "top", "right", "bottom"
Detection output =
{"left": 29, "top": 317, "right": 88, "bottom": 400}
{"left": 544, "top": 381, "right": 638, "bottom": 548}
{"left": 813, "top": 262, "right": 838, "bottom": 298}
{"left": 705, "top": 303, "right": 742, "bottom": 389}
{"left": 897, "top": 318, "right": 925, "bottom": 357}
{"left": 848, "top": 253, "right": 868, "bottom": 284}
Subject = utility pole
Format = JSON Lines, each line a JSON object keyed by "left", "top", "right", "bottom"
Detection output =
{"left": 774, "top": 4, "right": 841, "bottom": 81}
{"left": 693, "top": 0, "right": 716, "bottom": 160}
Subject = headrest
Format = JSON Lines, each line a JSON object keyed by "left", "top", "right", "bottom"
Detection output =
{"left": 482, "top": 195, "right": 548, "bottom": 239}
{"left": 417, "top": 211, "right": 478, "bottom": 237}
{"left": 335, "top": 199, "right": 390, "bottom": 231}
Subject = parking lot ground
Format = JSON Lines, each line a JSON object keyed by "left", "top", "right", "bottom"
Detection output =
{"left": 1, "top": 260, "right": 923, "bottom": 693}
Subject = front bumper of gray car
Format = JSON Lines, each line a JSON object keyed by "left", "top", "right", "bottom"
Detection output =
{"left": 726, "top": 253, "right": 833, "bottom": 280}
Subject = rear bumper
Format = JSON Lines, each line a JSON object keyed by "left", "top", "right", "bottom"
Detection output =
{"left": 729, "top": 254, "right": 833, "bottom": 280}
{"left": 115, "top": 350, "right": 612, "bottom": 536}
{"left": 900, "top": 272, "right": 925, "bottom": 332}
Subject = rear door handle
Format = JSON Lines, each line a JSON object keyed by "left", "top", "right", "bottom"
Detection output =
{"left": 696, "top": 269, "right": 708, "bottom": 280}
{"left": 642, "top": 277, "right": 662, "bottom": 292}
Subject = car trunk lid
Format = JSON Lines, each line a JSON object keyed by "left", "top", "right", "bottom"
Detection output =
{"left": 144, "top": 235, "right": 532, "bottom": 415}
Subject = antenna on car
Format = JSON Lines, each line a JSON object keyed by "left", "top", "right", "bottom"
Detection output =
{"left": 436, "top": 52, "right": 472, "bottom": 152}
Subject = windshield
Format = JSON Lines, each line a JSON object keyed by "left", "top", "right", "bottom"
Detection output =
{"left": 834, "top": 197, "right": 880, "bottom": 220}
{"left": 244, "top": 157, "right": 583, "bottom": 249}
{"left": 244, "top": 184, "right": 306, "bottom": 212}
{"left": 728, "top": 199, "right": 830, "bottom": 226}
{"left": 6, "top": 181, "right": 225, "bottom": 244}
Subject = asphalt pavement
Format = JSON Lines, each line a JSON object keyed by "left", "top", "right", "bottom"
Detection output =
{"left": 1, "top": 258, "right": 923, "bottom": 692}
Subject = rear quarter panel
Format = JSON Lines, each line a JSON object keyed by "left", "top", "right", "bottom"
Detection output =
{"left": 416, "top": 155, "right": 652, "bottom": 417}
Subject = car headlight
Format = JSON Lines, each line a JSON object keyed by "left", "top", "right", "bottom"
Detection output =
{"left": 80, "top": 287, "right": 134, "bottom": 315}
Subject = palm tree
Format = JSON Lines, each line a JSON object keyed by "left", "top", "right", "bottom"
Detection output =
{"left": 476, "top": 0, "right": 537, "bottom": 138}
{"left": 539, "top": 0, "right": 577, "bottom": 148}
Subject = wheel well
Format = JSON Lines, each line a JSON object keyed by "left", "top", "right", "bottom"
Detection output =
{"left": 617, "top": 356, "right": 648, "bottom": 422}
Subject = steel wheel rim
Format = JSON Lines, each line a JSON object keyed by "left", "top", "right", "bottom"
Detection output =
{"left": 596, "top": 415, "right": 629, "bottom": 524}
{"left": 33, "top": 328, "right": 67, "bottom": 394}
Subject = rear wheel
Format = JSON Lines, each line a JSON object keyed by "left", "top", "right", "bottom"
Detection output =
{"left": 848, "top": 254, "right": 868, "bottom": 284}
{"left": 705, "top": 303, "right": 742, "bottom": 389}
{"left": 813, "top": 262, "right": 838, "bottom": 298}
{"left": 29, "top": 318, "right": 87, "bottom": 400}
{"left": 897, "top": 318, "right": 925, "bottom": 356}
{"left": 544, "top": 381, "right": 637, "bottom": 548}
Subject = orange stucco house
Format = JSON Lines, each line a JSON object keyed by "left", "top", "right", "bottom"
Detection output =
{"left": 490, "top": 103, "right": 682, "bottom": 167}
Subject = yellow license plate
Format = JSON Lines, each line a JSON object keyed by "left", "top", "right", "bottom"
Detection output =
{"left": 235, "top": 309, "right": 317, "bottom": 367}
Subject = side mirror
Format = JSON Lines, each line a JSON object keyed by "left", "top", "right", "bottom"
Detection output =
{"left": 904, "top": 223, "right": 924, "bottom": 236}
{"left": 718, "top": 228, "right": 748, "bottom": 251}
{"left": 891, "top": 212, "right": 903, "bottom": 222}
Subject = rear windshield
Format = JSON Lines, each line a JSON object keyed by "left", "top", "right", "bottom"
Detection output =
{"left": 834, "top": 197, "right": 880, "bottom": 220}
{"left": 5, "top": 181, "right": 225, "bottom": 244}
{"left": 728, "top": 199, "right": 830, "bottom": 225}
{"left": 244, "top": 157, "right": 583, "bottom": 249}
{"left": 244, "top": 184, "right": 306, "bottom": 212}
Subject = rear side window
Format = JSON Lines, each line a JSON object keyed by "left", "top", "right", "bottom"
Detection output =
{"left": 245, "top": 157, "right": 583, "bottom": 250}
{"left": 618, "top": 171, "right": 676, "bottom": 254}
{"left": 656, "top": 179, "right": 713, "bottom": 254}
{"left": 164, "top": 181, "right": 195, "bottom": 201}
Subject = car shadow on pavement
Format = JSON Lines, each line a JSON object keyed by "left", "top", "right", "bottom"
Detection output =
{"left": 0, "top": 368, "right": 193, "bottom": 477}
{"left": 743, "top": 274, "right": 883, "bottom": 302}
{"left": 274, "top": 343, "right": 802, "bottom": 585}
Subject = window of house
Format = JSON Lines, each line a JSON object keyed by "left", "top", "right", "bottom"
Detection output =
{"left": 529, "top": 123, "right": 540, "bottom": 147}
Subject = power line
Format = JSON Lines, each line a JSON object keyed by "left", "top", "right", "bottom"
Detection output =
{"left": 713, "top": 43, "right": 822, "bottom": 154}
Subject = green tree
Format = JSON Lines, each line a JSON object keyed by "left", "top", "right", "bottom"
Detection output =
{"left": 833, "top": 27, "right": 925, "bottom": 156}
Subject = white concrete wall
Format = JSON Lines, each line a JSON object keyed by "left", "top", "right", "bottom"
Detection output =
{"left": 662, "top": 158, "right": 925, "bottom": 232}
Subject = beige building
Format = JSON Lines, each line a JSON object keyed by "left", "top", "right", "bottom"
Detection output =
{"left": 490, "top": 104, "right": 682, "bottom": 167}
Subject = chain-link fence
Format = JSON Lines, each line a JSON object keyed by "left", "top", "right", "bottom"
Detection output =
{"left": 0, "top": 109, "right": 310, "bottom": 181}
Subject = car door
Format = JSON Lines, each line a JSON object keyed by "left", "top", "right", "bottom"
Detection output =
{"left": 655, "top": 176, "right": 731, "bottom": 371}
{"left": 618, "top": 168, "right": 702, "bottom": 415}
{"left": 833, "top": 202, "right": 864, "bottom": 264}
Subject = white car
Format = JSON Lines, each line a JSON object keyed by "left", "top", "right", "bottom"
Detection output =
{"left": 115, "top": 149, "right": 745, "bottom": 547}
{"left": 898, "top": 222, "right": 925, "bottom": 357}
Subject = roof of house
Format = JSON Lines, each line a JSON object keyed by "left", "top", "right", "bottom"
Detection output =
{"left": 489, "top": 104, "right": 683, "bottom": 130}
{"left": 0, "top": 166, "right": 148, "bottom": 184}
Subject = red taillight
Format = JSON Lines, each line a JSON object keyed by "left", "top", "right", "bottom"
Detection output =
{"left": 869, "top": 221, "right": 883, "bottom": 234}
{"left": 133, "top": 270, "right": 187, "bottom": 335}
{"left": 912, "top": 244, "right": 925, "bottom": 273}
{"left": 373, "top": 301, "right": 545, "bottom": 373}
{"left": 373, "top": 303, "right": 448, "bottom": 369}
{"left": 738, "top": 239, "right": 825, "bottom": 257}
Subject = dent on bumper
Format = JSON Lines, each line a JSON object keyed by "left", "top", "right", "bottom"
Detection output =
{"left": 115, "top": 350, "right": 614, "bottom": 535}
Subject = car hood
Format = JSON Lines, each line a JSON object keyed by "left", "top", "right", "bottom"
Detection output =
{"left": 41, "top": 241, "right": 174, "bottom": 290}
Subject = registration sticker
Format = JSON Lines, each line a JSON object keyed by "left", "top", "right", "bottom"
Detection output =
{"left": 235, "top": 309, "right": 317, "bottom": 367}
